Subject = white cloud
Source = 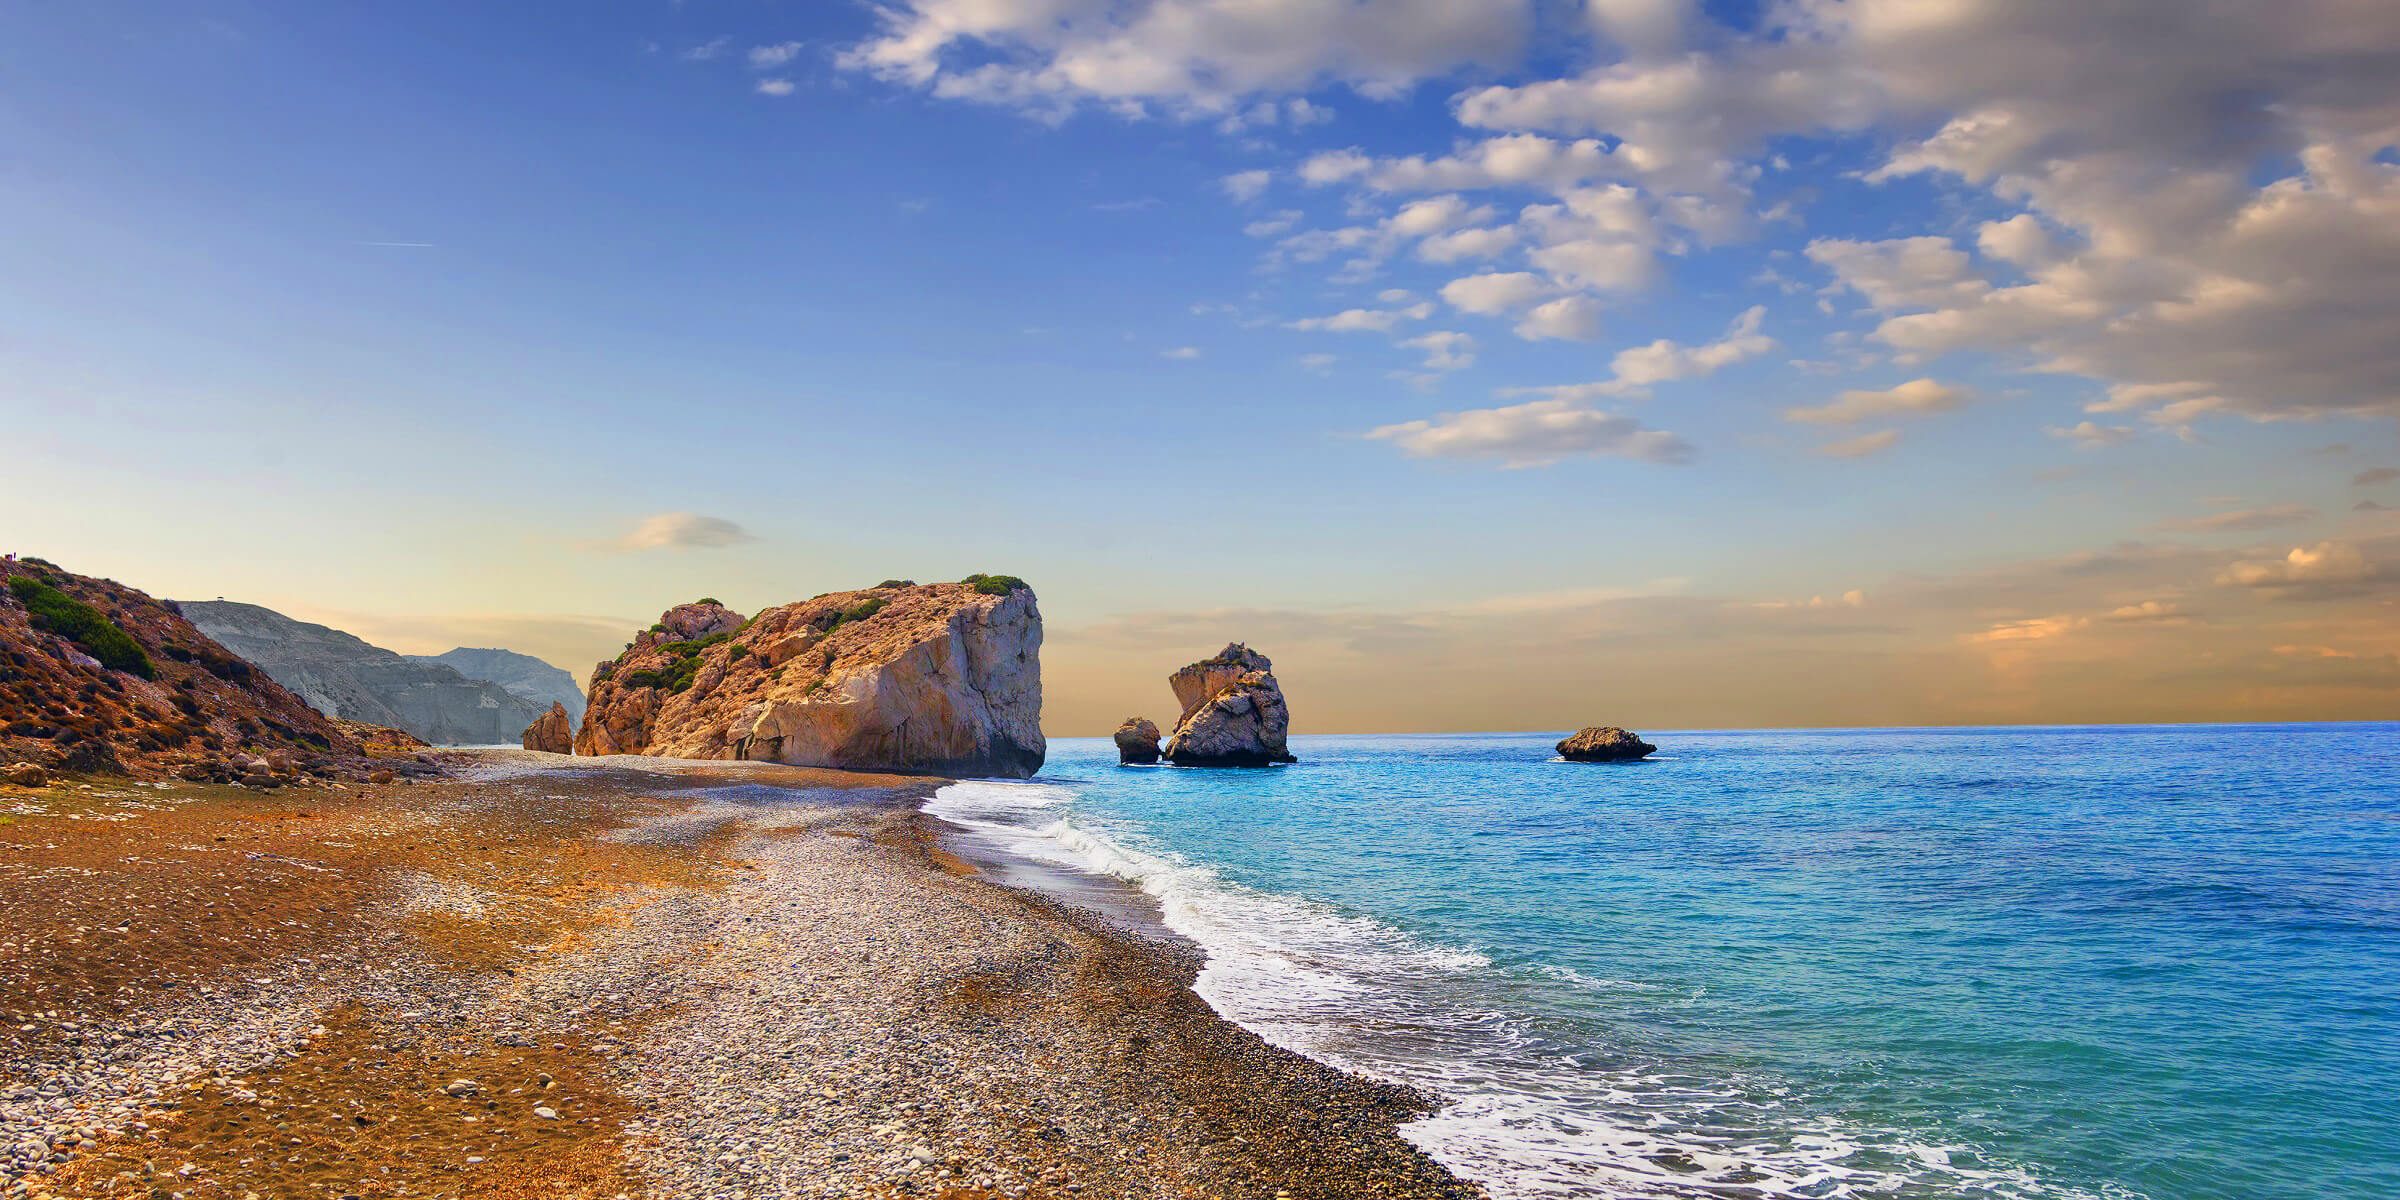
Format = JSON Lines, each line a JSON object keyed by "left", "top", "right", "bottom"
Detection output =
{"left": 755, "top": 78, "right": 797, "bottom": 97}
{"left": 2046, "top": 421, "right": 2136, "bottom": 450}
{"left": 1221, "top": 169, "right": 1272, "bottom": 202}
{"left": 678, "top": 36, "right": 733, "bottom": 63}
{"left": 1511, "top": 305, "right": 1772, "bottom": 399}
{"left": 1242, "top": 209, "right": 1302, "bottom": 238}
{"left": 1161, "top": 346, "right": 1202, "bottom": 360}
{"left": 612, "top": 512, "right": 757, "bottom": 552}
{"left": 1513, "top": 296, "right": 1604, "bottom": 342}
{"left": 1299, "top": 352, "right": 1338, "bottom": 372}
{"left": 1366, "top": 398, "right": 1692, "bottom": 468}
{"left": 1785, "top": 378, "right": 1972, "bottom": 425}
{"left": 1807, "top": 237, "right": 1990, "bottom": 311}
{"left": 1402, "top": 330, "right": 1476, "bottom": 371}
{"left": 2155, "top": 505, "right": 2316, "bottom": 534}
{"left": 1415, "top": 226, "right": 1518, "bottom": 263}
{"left": 2218, "top": 541, "right": 2380, "bottom": 592}
{"left": 1439, "top": 271, "right": 1552, "bottom": 315}
{"left": 748, "top": 41, "right": 807, "bottom": 69}
{"left": 837, "top": 0, "right": 1535, "bottom": 118}
{"left": 1288, "top": 303, "right": 1434, "bottom": 333}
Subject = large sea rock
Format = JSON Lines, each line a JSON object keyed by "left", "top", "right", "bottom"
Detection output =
{"left": 1162, "top": 643, "right": 1295, "bottom": 767}
{"left": 521, "top": 702, "right": 574, "bottom": 754}
{"left": 575, "top": 579, "right": 1044, "bottom": 778}
{"left": 181, "top": 601, "right": 549, "bottom": 746}
{"left": 1114, "top": 717, "right": 1162, "bottom": 764}
{"left": 1556, "top": 726, "right": 1656, "bottom": 761}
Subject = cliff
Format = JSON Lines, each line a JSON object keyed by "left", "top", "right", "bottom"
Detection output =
{"left": 411, "top": 647, "right": 586, "bottom": 724}
{"left": 0, "top": 557, "right": 370, "bottom": 779}
{"left": 575, "top": 577, "right": 1043, "bottom": 778}
{"left": 180, "top": 601, "right": 548, "bottom": 746}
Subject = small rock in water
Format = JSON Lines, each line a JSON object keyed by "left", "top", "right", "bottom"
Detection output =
{"left": 1555, "top": 726, "right": 1657, "bottom": 762}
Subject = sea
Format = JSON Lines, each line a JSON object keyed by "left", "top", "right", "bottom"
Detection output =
{"left": 926, "top": 725, "right": 2399, "bottom": 1200}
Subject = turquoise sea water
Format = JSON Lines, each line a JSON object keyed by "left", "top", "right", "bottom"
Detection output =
{"left": 929, "top": 725, "right": 2400, "bottom": 1200}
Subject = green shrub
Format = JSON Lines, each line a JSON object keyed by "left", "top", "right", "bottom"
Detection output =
{"left": 830, "top": 597, "right": 885, "bottom": 628}
{"left": 648, "top": 623, "right": 666, "bottom": 634}
{"left": 873, "top": 579, "right": 916, "bottom": 590}
{"left": 694, "top": 597, "right": 722, "bottom": 607}
{"left": 961, "top": 573, "right": 1027, "bottom": 596}
{"left": 8, "top": 576, "right": 156, "bottom": 679}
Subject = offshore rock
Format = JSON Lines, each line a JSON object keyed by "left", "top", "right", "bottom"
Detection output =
{"left": 576, "top": 580, "right": 1044, "bottom": 778}
{"left": 1556, "top": 726, "right": 1656, "bottom": 762}
{"left": 1114, "top": 717, "right": 1162, "bottom": 765}
{"left": 522, "top": 702, "right": 574, "bottom": 754}
{"left": 1162, "top": 644, "right": 1295, "bottom": 768}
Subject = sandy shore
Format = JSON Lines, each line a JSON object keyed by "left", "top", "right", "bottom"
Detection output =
{"left": 0, "top": 751, "right": 1480, "bottom": 1199}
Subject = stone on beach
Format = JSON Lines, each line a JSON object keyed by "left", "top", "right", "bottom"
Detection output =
{"left": 520, "top": 702, "right": 574, "bottom": 754}
{"left": 1113, "top": 718, "right": 1162, "bottom": 764}
{"left": 1162, "top": 644, "right": 1296, "bottom": 768}
{"left": 2, "top": 762, "right": 46, "bottom": 788}
{"left": 1555, "top": 726, "right": 1657, "bottom": 762}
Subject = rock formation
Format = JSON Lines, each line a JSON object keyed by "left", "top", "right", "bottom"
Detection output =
{"left": 1114, "top": 717, "right": 1162, "bottom": 764}
{"left": 575, "top": 579, "right": 1044, "bottom": 778}
{"left": 1556, "top": 726, "right": 1656, "bottom": 762}
{"left": 1, "top": 556, "right": 379, "bottom": 780}
{"left": 412, "top": 647, "right": 586, "bottom": 724}
{"left": 180, "top": 601, "right": 549, "bottom": 745}
{"left": 522, "top": 702, "right": 574, "bottom": 754}
{"left": 1161, "top": 644, "right": 1295, "bottom": 767}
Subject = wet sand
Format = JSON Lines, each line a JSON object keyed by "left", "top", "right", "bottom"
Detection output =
{"left": 0, "top": 751, "right": 1480, "bottom": 1199}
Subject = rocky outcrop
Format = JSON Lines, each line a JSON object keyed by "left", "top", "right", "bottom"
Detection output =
{"left": 412, "top": 647, "right": 586, "bottom": 725}
{"left": 1, "top": 556, "right": 371, "bottom": 779}
{"left": 1114, "top": 718, "right": 1162, "bottom": 764}
{"left": 3, "top": 762, "right": 47, "bottom": 788}
{"left": 1556, "top": 726, "right": 1656, "bottom": 762}
{"left": 1162, "top": 644, "right": 1295, "bottom": 768}
{"left": 180, "top": 601, "right": 549, "bottom": 746}
{"left": 522, "top": 702, "right": 574, "bottom": 754}
{"left": 575, "top": 579, "right": 1044, "bottom": 778}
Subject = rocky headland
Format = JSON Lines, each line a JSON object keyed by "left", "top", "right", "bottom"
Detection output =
{"left": 411, "top": 646, "right": 586, "bottom": 725}
{"left": 576, "top": 576, "right": 1044, "bottom": 778}
{"left": 1162, "top": 643, "right": 1297, "bottom": 767}
{"left": 0, "top": 558, "right": 392, "bottom": 782}
{"left": 1556, "top": 726, "right": 1657, "bottom": 761}
{"left": 181, "top": 601, "right": 548, "bottom": 746}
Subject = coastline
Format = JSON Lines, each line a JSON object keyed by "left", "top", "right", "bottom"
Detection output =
{"left": 0, "top": 750, "right": 1481, "bottom": 1198}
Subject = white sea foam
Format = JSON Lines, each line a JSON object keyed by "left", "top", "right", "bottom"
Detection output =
{"left": 926, "top": 780, "right": 2125, "bottom": 1200}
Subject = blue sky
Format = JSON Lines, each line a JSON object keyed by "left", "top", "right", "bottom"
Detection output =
{"left": 5, "top": 1, "right": 2396, "bottom": 731}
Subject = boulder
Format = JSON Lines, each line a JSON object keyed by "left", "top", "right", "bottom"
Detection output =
{"left": 521, "top": 703, "right": 574, "bottom": 754}
{"left": 1162, "top": 644, "right": 1296, "bottom": 768}
{"left": 3, "top": 762, "right": 47, "bottom": 788}
{"left": 1556, "top": 726, "right": 1656, "bottom": 762}
{"left": 1113, "top": 718, "right": 1162, "bottom": 764}
{"left": 576, "top": 579, "right": 1045, "bottom": 778}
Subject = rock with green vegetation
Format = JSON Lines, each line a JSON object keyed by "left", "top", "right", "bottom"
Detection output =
{"left": 576, "top": 580, "right": 1043, "bottom": 777}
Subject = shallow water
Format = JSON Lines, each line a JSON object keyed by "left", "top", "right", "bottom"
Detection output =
{"left": 929, "top": 725, "right": 2400, "bottom": 1200}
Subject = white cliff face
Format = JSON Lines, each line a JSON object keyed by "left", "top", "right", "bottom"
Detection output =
{"left": 1161, "top": 643, "right": 1295, "bottom": 767}
{"left": 576, "top": 582, "right": 1045, "bottom": 778}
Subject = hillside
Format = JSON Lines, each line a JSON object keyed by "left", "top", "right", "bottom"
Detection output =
{"left": 0, "top": 557, "right": 372, "bottom": 778}
{"left": 180, "top": 602, "right": 548, "bottom": 746}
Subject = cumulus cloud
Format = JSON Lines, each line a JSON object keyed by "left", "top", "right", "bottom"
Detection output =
{"left": 1440, "top": 271, "right": 1553, "bottom": 315}
{"left": 1401, "top": 330, "right": 1476, "bottom": 371}
{"left": 1288, "top": 302, "right": 1433, "bottom": 333}
{"left": 838, "top": 0, "right": 1534, "bottom": 118}
{"left": 1415, "top": 225, "right": 1518, "bottom": 263}
{"left": 755, "top": 78, "right": 797, "bottom": 97}
{"left": 1161, "top": 345, "right": 1202, "bottom": 360}
{"left": 1513, "top": 296, "right": 1604, "bottom": 342}
{"left": 1221, "top": 169, "right": 1272, "bottom": 202}
{"left": 611, "top": 512, "right": 757, "bottom": 552}
{"left": 2216, "top": 541, "right": 2385, "bottom": 595}
{"left": 748, "top": 42, "right": 807, "bottom": 69}
{"left": 1365, "top": 398, "right": 1692, "bottom": 468}
{"left": 1510, "top": 305, "right": 1773, "bottom": 401}
{"left": 1785, "top": 378, "right": 1971, "bottom": 425}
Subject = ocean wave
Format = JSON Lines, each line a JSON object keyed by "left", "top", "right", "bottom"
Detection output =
{"left": 926, "top": 780, "right": 2122, "bottom": 1200}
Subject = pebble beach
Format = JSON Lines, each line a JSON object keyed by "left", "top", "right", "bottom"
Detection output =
{"left": 0, "top": 752, "right": 1479, "bottom": 1199}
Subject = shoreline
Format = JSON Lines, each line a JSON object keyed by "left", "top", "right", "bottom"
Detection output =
{"left": 0, "top": 750, "right": 1483, "bottom": 1198}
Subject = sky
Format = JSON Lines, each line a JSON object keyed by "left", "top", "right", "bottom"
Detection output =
{"left": 3, "top": 0, "right": 2397, "bottom": 734}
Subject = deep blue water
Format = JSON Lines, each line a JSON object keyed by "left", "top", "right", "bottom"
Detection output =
{"left": 930, "top": 725, "right": 2400, "bottom": 1199}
